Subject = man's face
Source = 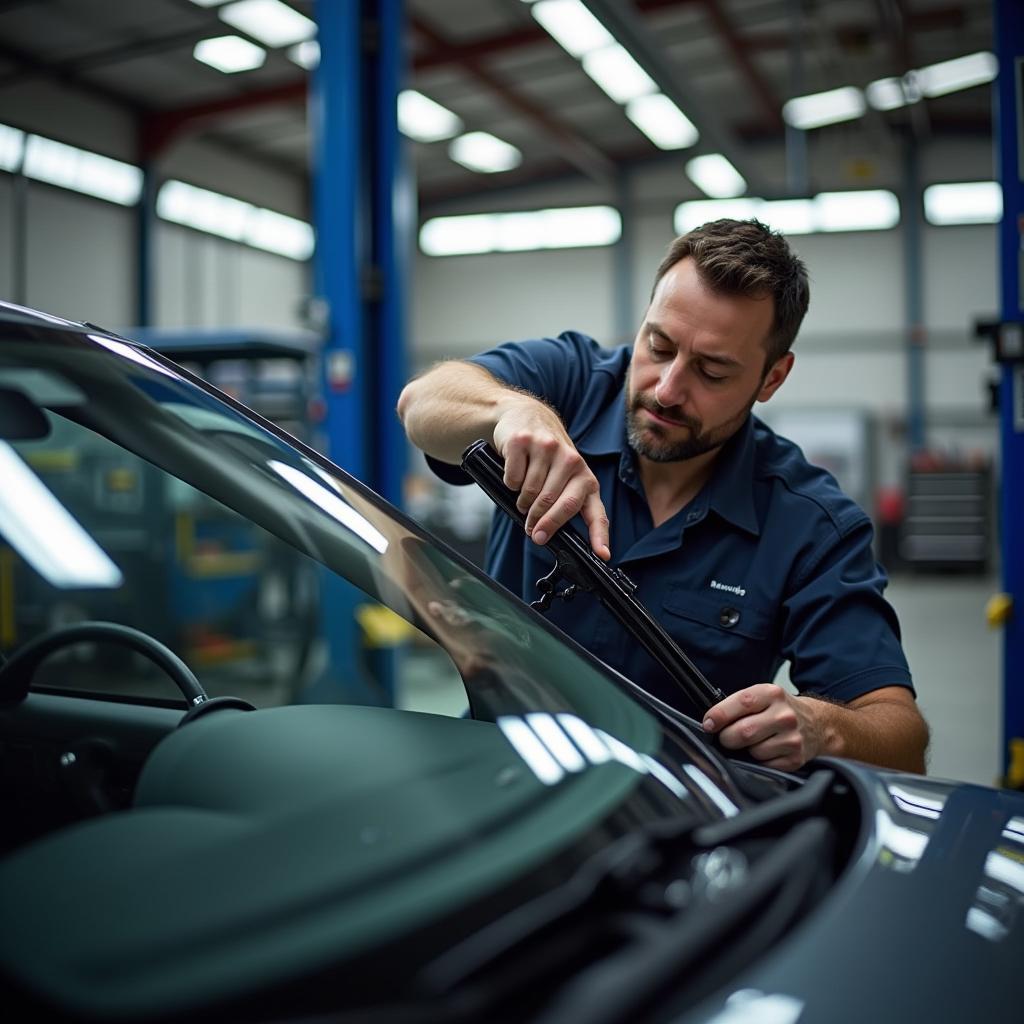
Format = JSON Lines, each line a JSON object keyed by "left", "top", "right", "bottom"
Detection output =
{"left": 626, "top": 257, "right": 793, "bottom": 463}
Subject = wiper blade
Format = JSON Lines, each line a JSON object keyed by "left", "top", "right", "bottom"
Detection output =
{"left": 461, "top": 440, "right": 726, "bottom": 715}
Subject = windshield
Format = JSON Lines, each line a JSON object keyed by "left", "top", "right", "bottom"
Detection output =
{"left": 0, "top": 320, "right": 745, "bottom": 834}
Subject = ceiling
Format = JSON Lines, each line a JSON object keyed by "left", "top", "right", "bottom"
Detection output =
{"left": 0, "top": 0, "right": 997, "bottom": 214}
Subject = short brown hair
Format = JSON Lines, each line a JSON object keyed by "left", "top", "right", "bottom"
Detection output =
{"left": 652, "top": 218, "right": 809, "bottom": 368}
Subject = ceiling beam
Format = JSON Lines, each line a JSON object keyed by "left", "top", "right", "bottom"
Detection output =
{"left": 701, "top": 0, "right": 783, "bottom": 131}
{"left": 412, "top": 15, "right": 617, "bottom": 186}
{"left": 414, "top": 24, "right": 543, "bottom": 73}
{"left": 0, "top": 39, "right": 146, "bottom": 110}
{"left": 413, "top": 4, "right": 972, "bottom": 77}
{"left": 581, "top": 0, "right": 764, "bottom": 193}
{"left": 140, "top": 80, "right": 307, "bottom": 159}
{"left": 414, "top": 0, "right": 702, "bottom": 72}
{"left": 745, "top": 4, "right": 968, "bottom": 56}
{"left": 419, "top": 140, "right": 656, "bottom": 212}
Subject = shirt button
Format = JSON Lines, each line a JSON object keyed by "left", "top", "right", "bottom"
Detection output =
{"left": 719, "top": 607, "right": 740, "bottom": 628}
{"left": 686, "top": 511, "right": 700, "bottom": 522}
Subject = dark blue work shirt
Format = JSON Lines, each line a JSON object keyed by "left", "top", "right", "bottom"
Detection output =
{"left": 429, "top": 331, "right": 913, "bottom": 710}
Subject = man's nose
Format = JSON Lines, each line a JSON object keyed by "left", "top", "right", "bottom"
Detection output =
{"left": 655, "top": 357, "right": 688, "bottom": 407}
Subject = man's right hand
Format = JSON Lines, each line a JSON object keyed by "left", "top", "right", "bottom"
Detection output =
{"left": 492, "top": 398, "right": 611, "bottom": 561}
{"left": 397, "top": 360, "right": 611, "bottom": 560}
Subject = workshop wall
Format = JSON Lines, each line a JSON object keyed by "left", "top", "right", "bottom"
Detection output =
{"left": 0, "top": 78, "right": 312, "bottom": 331}
{"left": 0, "top": 176, "right": 311, "bottom": 331}
{"left": 0, "top": 77, "right": 999, "bottom": 476}
{"left": 411, "top": 244, "right": 617, "bottom": 364}
{"left": 154, "top": 223, "right": 309, "bottom": 330}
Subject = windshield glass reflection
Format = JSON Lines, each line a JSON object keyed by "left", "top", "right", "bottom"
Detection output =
{"left": 0, "top": 329, "right": 730, "bottom": 823}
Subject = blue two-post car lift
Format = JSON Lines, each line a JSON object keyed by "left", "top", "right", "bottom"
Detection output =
{"left": 308, "top": 0, "right": 412, "bottom": 705}
{"left": 993, "top": 0, "right": 1024, "bottom": 786}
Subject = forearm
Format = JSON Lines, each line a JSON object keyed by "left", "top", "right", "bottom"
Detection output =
{"left": 397, "top": 360, "right": 540, "bottom": 464}
{"left": 800, "top": 690, "right": 929, "bottom": 773}
{"left": 399, "top": 358, "right": 611, "bottom": 557}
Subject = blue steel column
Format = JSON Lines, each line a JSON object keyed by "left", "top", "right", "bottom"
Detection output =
{"left": 309, "top": 0, "right": 377, "bottom": 705}
{"left": 373, "top": 0, "right": 410, "bottom": 508}
{"left": 312, "top": 0, "right": 367, "bottom": 479}
{"left": 902, "top": 141, "right": 926, "bottom": 451}
{"left": 995, "top": 0, "right": 1024, "bottom": 780}
{"left": 309, "top": 1, "right": 407, "bottom": 705}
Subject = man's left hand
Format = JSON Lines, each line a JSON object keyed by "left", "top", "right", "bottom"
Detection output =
{"left": 702, "top": 684, "right": 825, "bottom": 772}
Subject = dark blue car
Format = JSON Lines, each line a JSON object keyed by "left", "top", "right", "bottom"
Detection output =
{"left": 0, "top": 301, "right": 1020, "bottom": 1023}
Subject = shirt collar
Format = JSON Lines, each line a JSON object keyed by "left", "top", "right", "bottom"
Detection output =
{"left": 575, "top": 386, "right": 627, "bottom": 457}
{"left": 576, "top": 383, "right": 761, "bottom": 537}
{"left": 705, "top": 414, "right": 760, "bottom": 536}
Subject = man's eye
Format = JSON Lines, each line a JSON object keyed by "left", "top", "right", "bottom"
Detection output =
{"left": 648, "top": 340, "right": 673, "bottom": 358}
{"left": 699, "top": 366, "right": 726, "bottom": 382}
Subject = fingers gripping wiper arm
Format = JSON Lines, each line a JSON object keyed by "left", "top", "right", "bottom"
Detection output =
{"left": 461, "top": 440, "right": 727, "bottom": 715}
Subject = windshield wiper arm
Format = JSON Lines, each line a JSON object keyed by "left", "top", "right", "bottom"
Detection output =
{"left": 461, "top": 440, "right": 727, "bottom": 715}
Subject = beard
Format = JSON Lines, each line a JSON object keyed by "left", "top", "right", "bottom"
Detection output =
{"left": 624, "top": 369, "right": 758, "bottom": 463}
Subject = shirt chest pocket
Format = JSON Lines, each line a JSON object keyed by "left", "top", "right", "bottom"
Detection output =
{"left": 661, "top": 587, "right": 776, "bottom": 687}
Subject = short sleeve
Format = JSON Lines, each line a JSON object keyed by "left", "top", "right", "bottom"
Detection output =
{"left": 425, "top": 331, "right": 606, "bottom": 486}
{"left": 468, "top": 332, "right": 605, "bottom": 416}
{"left": 781, "top": 516, "right": 915, "bottom": 703}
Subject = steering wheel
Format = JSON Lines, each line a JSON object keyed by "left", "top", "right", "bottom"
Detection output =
{"left": 0, "top": 621, "right": 209, "bottom": 707}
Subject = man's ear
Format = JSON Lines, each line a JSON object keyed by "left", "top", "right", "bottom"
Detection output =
{"left": 756, "top": 352, "right": 794, "bottom": 403}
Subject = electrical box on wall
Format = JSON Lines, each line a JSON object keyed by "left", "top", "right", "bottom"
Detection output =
{"left": 975, "top": 318, "right": 1024, "bottom": 363}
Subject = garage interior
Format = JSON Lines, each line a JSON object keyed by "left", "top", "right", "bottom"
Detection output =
{"left": 0, "top": 0, "right": 1019, "bottom": 788}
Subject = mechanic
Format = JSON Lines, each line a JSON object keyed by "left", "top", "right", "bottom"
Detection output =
{"left": 398, "top": 218, "right": 929, "bottom": 774}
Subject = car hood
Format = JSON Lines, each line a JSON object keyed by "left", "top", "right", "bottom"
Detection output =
{"left": 677, "top": 760, "right": 1024, "bottom": 1024}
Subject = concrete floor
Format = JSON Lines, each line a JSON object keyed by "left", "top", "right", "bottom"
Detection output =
{"left": 885, "top": 571, "right": 1004, "bottom": 787}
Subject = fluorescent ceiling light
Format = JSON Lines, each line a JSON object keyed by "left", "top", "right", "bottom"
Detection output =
{"left": 674, "top": 199, "right": 760, "bottom": 233}
{"left": 269, "top": 461, "right": 389, "bottom": 553}
{"left": 0, "top": 440, "right": 123, "bottom": 590}
{"left": 917, "top": 51, "right": 997, "bottom": 98}
{"left": 526, "top": 713, "right": 587, "bottom": 772}
{"left": 0, "top": 122, "right": 25, "bottom": 172}
{"left": 815, "top": 190, "right": 899, "bottom": 232}
{"left": 449, "top": 131, "right": 522, "bottom": 173}
{"left": 188, "top": 0, "right": 228, "bottom": 6}
{"left": 244, "top": 207, "right": 315, "bottom": 259}
{"left": 556, "top": 713, "right": 611, "bottom": 763}
{"left": 420, "top": 214, "right": 495, "bottom": 256}
{"left": 287, "top": 39, "right": 319, "bottom": 69}
{"left": 626, "top": 93, "right": 698, "bottom": 150}
{"left": 758, "top": 198, "right": 816, "bottom": 234}
{"left": 156, "top": 180, "right": 314, "bottom": 260}
{"left": 683, "top": 764, "right": 739, "bottom": 817}
{"left": 866, "top": 75, "right": 922, "bottom": 111}
{"left": 685, "top": 153, "right": 746, "bottom": 198}
{"left": 924, "top": 181, "right": 1002, "bottom": 225}
{"left": 88, "top": 336, "right": 180, "bottom": 380}
{"left": 498, "top": 716, "right": 564, "bottom": 785}
{"left": 675, "top": 191, "right": 899, "bottom": 235}
{"left": 783, "top": 85, "right": 866, "bottom": 129}
{"left": 193, "top": 35, "right": 266, "bottom": 73}
{"left": 398, "top": 90, "right": 463, "bottom": 142}
{"left": 158, "top": 180, "right": 250, "bottom": 239}
{"left": 582, "top": 43, "right": 657, "bottom": 104}
{"left": 23, "top": 135, "right": 142, "bottom": 206}
{"left": 420, "top": 206, "right": 621, "bottom": 256}
{"left": 531, "top": 0, "right": 613, "bottom": 59}
{"left": 218, "top": 0, "right": 316, "bottom": 47}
